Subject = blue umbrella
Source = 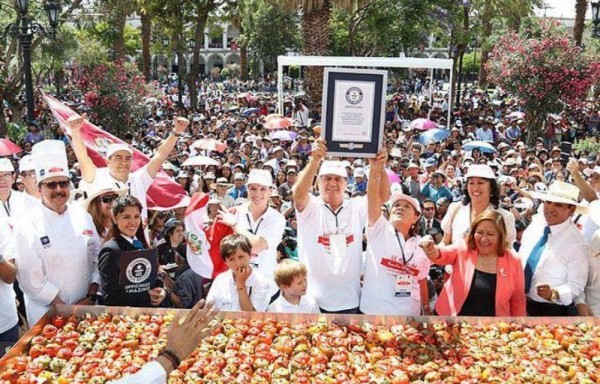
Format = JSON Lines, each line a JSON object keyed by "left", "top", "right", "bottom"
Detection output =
{"left": 463, "top": 140, "right": 497, "bottom": 154}
{"left": 242, "top": 108, "right": 260, "bottom": 116}
{"left": 419, "top": 128, "right": 450, "bottom": 145}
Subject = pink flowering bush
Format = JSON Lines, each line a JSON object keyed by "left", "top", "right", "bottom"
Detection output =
{"left": 487, "top": 18, "right": 600, "bottom": 144}
{"left": 73, "top": 61, "right": 150, "bottom": 136}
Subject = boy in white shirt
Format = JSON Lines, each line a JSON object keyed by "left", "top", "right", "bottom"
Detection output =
{"left": 206, "top": 234, "right": 270, "bottom": 312}
{"left": 267, "top": 259, "right": 320, "bottom": 313}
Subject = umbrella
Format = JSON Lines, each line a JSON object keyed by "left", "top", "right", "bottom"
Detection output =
{"left": 242, "top": 108, "right": 260, "bottom": 116}
{"left": 264, "top": 113, "right": 284, "bottom": 122}
{"left": 270, "top": 130, "right": 297, "bottom": 142}
{"left": 264, "top": 117, "right": 293, "bottom": 130}
{"left": 463, "top": 140, "right": 497, "bottom": 154}
{"left": 385, "top": 169, "right": 400, "bottom": 184}
{"left": 508, "top": 111, "right": 525, "bottom": 119}
{"left": 181, "top": 156, "right": 219, "bottom": 167}
{"left": 0, "top": 139, "right": 22, "bottom": 156}
{"left": 294, "top": 92, "right": 306, "bottom": 99}
{"left": 419, "top": 128, "right": 450, "bottom": 145}
{"left": 191, "top": 139, "right": 227, "bottom": 153}
{"left": 410, "top": 118, "right": 439, "bottom": 131}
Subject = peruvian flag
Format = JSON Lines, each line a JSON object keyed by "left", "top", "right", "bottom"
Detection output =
{"left": 184, "top": 193, "right": 232, "bottom": 279}
{"left": 44, "top": 93, "right": 188, "bottom": 210}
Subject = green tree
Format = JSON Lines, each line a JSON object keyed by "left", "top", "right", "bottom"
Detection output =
{"left": 242, "top": 0, "right": 301, "bottom": 73}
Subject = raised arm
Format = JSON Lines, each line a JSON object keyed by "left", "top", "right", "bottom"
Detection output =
{"left": 67, "top": 114, "right": 97, "bottom": 183}
{"left": 146, "top": 117, "right": 190, "bottom": 178}
{"left": 567, "top": 160, "right": 598, "bottom": 202}
{"left": 292, "top": 138, "right": 326, "bottom": 212}
{"left": 367, "top": 148, "right": 388, "bottom": 226}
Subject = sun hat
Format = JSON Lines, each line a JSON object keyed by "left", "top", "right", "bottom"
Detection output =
{"left": 318, "top": 161, "right": 348, "bottom": 178}
{"left": 18, "top": 155, "right": 35, "bottom": 172}
{"left": 464, "top": 164, "right": 496, "bottom": 180}
{"left": 388, "top": 193, "right": 422, "bottom": 215}
{"left": 530, "top": 181, "right": 587, "bottom": 214}
{"left": 210, "top": 177, "right": 233, "bottom": 190}
{"left": 233, "top": 172, "right": 245, "bottom": 181}
{"left": 81, "top": 181, "right": 127, "bottom": 210}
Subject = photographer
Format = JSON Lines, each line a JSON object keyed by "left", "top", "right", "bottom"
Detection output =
{"left": 292, "top": 99, "right": 309, "bottom": 128}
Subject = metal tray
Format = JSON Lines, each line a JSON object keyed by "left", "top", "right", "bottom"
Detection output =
{"left": 2, "top": 304, "right": 599, "bottom": 371}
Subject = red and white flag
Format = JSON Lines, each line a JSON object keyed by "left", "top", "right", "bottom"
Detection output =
{"left": 184, "top": 193, "right": 232, "bottom": 279}
{"left": 44, "top": 93, "right": 188, "bottom": 210}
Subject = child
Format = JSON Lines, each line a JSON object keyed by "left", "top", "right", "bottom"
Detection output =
{"left": 206, "top": 234, "right": 271, "bottom": 311}
{"left": 267, "top": 259, "right": 320, "bottom": 313}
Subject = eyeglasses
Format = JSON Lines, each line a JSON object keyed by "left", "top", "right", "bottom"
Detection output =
{"left": 100, "top": 194, "right": 119, "bottom": 204}
{"left": 42, "top": 180, "right": 70, "bottom": 190}
{"left": 0, "top": 173, "right": 13, "bottom": 180}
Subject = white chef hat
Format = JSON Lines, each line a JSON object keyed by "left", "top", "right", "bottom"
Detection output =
{"left": 32, "top": 140, "right": 70, "bottom": 183}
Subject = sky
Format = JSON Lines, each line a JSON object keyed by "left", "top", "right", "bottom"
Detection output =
{"left": 534, "top": 0, "right": 592, "bottom": 19}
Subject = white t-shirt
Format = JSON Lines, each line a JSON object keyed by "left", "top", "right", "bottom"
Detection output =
{"left": 267, "top": 292, "right": 320, "bottom": 314}
{"left": 361, "top": 216, "right": 431, "bottom": 315}
{"left": 441, "top": 202, "right": 516, "bottom": 246}
{"left": 79, "top": 166, "right": 154, "bottom": 218}
{"left": 15, "top": 203, "right": 101, "bottom": 325}
{"left": 234, "top": 203, "right": 286, "bottom": 283}
{"left": 206, "top": 269, "right": 271, "bottom": 312}
{"left": 0, "top": 217, "right": 17, "bottom": 334}
{"left": 296, "top": 195, "right": 367, "bottom": 311}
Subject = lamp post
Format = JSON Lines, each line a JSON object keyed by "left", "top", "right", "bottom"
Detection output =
{"left": 2, "top": 0, "right": 60, "bottom": 123}
{"left": 592, "top": 1, "right": 600, "bottom": 38}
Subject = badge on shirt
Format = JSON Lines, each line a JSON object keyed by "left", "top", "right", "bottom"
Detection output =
{"left": 40, "top": 236, "right": 50, "bottom": 248}
{"left": 395, "top": 274, "right": 412, "bottom": 297}
{"left": 380, "top": 258, "right": 419, "bottom": 276}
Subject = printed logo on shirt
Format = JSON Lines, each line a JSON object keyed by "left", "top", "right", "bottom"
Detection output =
{"left": 40, "top": 236, "right": 50, "bottom": 247}
{"left": 82, "top": 229, "right": 93, "bottom": 236}
{"left": 317, "top": 234, "right": 354, "bottom": 250}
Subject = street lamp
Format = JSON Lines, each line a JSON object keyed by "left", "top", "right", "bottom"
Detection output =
{"left": 592, "top": 1, "right": 600, "bottom": 38}
{"left": 2, "top": 0, "right": 60, "bottom": 123}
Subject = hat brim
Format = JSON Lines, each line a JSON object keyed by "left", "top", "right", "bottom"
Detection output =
{"left": 81, "top": 187, "right": 128, "bottom": 210}
{"left": 209, "top": 182, "right": 233, "bottom": 189}
{"left": 530, "top": 191, "right": 588, "bottom": 214}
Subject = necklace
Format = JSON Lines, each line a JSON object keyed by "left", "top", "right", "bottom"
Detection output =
{"left": 478, "top": 255, "right": 497, "bottom": 265}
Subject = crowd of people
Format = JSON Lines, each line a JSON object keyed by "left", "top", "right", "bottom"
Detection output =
{"left": 1, "top": 74, "right": 600, "bottom": 356}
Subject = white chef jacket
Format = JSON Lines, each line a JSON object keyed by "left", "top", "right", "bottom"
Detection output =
{"left": 441, "top": 202, "right": 516, "bottom": 246}
{"left": 0, "top": 190, "right": 30, "bottom": 225}
{"left": 110, "top": 361, "right": 166, "bottom": 384}
{"left": 0, "top": 217, "right": 18, "bottom": 334}
{"left": 361, "top": 216, "right": 431, "bottom": 315}
{"left": 519, "top": 217, "right": 589, "bottom": 306}
{"left": 296, "top": 195, "right": 367, "bottom": 311}
{"left": 234, "top": 203, "right": 285, "bottom": 284}
{"left": 15, "top": 202, "right": 101, "bottom": 325}
{"left": 576, "top": 229, "right": 600, "bottom": 315}
{"left": 79, "top": 166, "right": 154, "bottom": 219}
{"left": 206, "top": 269, "right": 271, "bottom": 312}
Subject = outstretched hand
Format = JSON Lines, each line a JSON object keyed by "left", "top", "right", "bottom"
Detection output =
{"left": 310, "top": 138, "right": 327, "bottom": 163}
{"left": 166, "top": 300, "right": 219, "bottom": 362}
{"left": 67, "top": 113, "right": 87, "bottom": 133}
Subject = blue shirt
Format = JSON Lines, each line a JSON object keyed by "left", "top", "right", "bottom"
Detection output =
{"left": 420, "top": 182, "right": 453, "bottom": 202}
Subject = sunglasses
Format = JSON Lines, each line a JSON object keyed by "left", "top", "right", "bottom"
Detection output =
{"left": 42, "top": 180, "right": 70, "bottom": 190}
{"left": 424, "top": 207, "right": 435, "bottom": 211}
{"left": 100, "top": 194, "right": 119, "bottom": 204}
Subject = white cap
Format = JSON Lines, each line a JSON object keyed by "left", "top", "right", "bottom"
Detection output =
{"left": 464, "top": 164, "right": 496, "bottom": 180}
{"left": 318, "top": 161, "right": 348, "bottom": 178}
{"left": 353, "top": 168, "right": 366, "bottom": 178}
{"left": 233, "top": 172, "right": 245, "bottom": 181}
{"left": 388, "top": 193, "right": 422, "bottom": 215}
{"left": 19, "top": 155, "right": 35, "bottom": 172}
{"left": 106, "top": 143, "right": 133, "bottom": 159}
{"left": 0, "top": 158, "right": 14, "bottom": 172}
{"left": 32, "top": 140, "right": 69, "bottom": 183}
{"left": 247, "top": 169, "right": 273, "bottom": 187}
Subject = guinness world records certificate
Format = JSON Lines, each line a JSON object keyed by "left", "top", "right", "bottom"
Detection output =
{"left": 321, "top": 68, "right": 387, "bottom": 158}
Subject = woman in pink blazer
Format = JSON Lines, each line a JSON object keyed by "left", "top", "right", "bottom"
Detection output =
{"left": 419, "top": 210, "right": 526, "bottom": 316}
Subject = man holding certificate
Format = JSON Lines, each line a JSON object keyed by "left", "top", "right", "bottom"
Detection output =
{"left": 293, "top": 138, "right": 389, "bottom": 313}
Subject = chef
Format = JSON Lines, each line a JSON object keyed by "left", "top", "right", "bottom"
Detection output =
{"left": 0, "top": 216, "right": 18, "bottom": 346}
{"left": 15, "top": 140, "right": 101, "bottom": 325}
{"left": 0, "top": 158, "right": 29, "bottom": 223}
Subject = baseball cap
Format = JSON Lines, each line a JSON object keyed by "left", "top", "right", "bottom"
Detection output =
{"left": 106, "top": 143, "right": 133, "bottom": 159}
{"left": 464, "top": 164, "right": 496, "bottom": 180}
{"left": 318, "top": 161, "right": 347, "bottom": 178}
{"left": 247, "top": 169, "right": 273, "bottom": 187}
{"left": 0, "top": 158, "right": 14, "bottom": 172}
{"left": 233, "top": 172, "right": 245, "bottom": 181}
{"left": 19, "top": 155, "right": 35, "bottom": 172}
{"left": 388, "top": 193, "right": 422, "bottom": 215}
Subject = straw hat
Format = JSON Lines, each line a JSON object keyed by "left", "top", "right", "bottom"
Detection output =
{"left": 209, "top": 177, "right": 233, "bottom": 190}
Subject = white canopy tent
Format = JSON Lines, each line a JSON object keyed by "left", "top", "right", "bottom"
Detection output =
{"left": 277, "top": 55, "right": 454, "bottom": 128}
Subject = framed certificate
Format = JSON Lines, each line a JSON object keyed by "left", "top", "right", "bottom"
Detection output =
{"left": 321, "top": 68, "right": 387, "bottom": 158}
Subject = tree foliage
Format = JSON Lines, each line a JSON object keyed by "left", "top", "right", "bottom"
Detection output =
{"left": 241, "top": 0, "right": 301, "bottom": 74}
{"left": 487, "top": 18, "right": 600, "bottom": 144}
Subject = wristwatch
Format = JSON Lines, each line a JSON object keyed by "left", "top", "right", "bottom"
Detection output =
{"left": 551, "top": 289, "right": 559, "bottom": 303}
{"left": 86, "top": 293, "right": 99, "bottom": 304}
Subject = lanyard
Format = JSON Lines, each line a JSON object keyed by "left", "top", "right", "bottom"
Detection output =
{"left": 394, "top": 230, "right": 414, "bottom": 265}
{"left": 2, "top": 199, "right": 10, "bottom": 217}
{"left": 246, "top": 214, "right": 264, "bottom": 235}
{"left": 324, "top": 205, "right": 344, "bottom": 230}
{"left": 115, "top": 181, "right": 131, "bottom": 195}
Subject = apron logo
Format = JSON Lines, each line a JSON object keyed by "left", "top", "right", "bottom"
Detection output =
{"left": 40, "top": 236, "right": 50, "bottom": 246}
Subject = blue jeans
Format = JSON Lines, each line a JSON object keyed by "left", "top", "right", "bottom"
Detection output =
{"left": 0, "top": 323, "right": 19, "bottom": 358}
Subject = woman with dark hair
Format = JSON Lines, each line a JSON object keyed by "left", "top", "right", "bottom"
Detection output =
{"left": 148, "top": 210, "right": 172, "bottom": 246}
{"left": 420, "top": 210, "right": 526, "bottom": 316}
{"left": 441, "top": 164, "right": 516, "bottom": 247}
{"left": 360, "top": 155, "right": 431, "bottom": 315}
{"left": 98, "top": 195, "right": 168, "bottom": 307}
{"left": 156, "top": 218, "right": 186, "bottom": 266}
